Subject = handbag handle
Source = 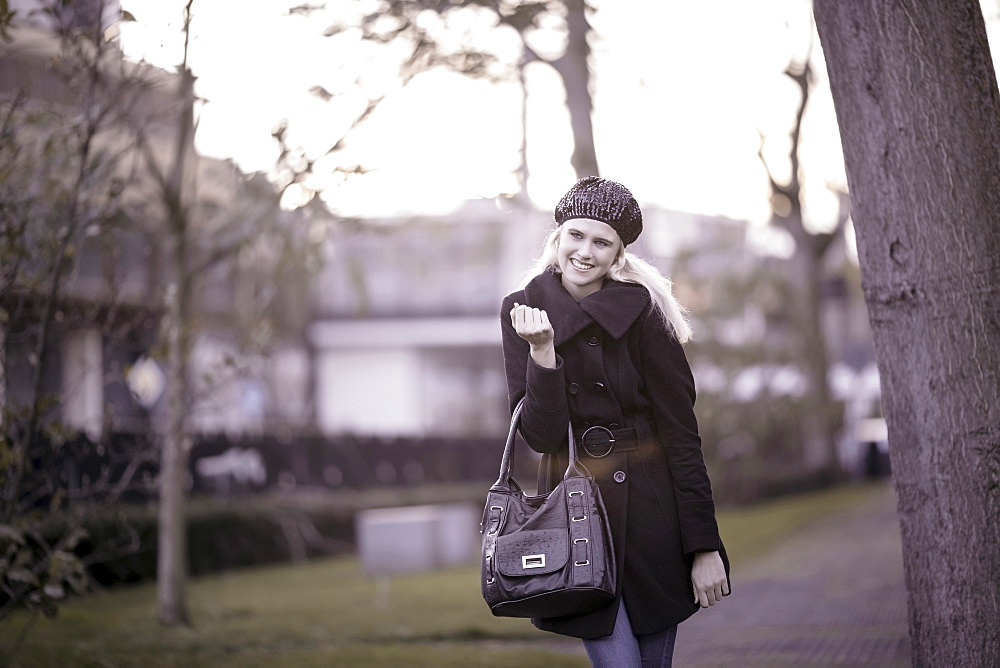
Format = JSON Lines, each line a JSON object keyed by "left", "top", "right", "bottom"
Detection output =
{"left": 564, "top": 422, "right": 589, "bottom": 479}
{"left": 491, "top": 398, "right": 525, "bottom": 492}
{"left": 491, "top": 398, "right": 589, "bottom": 492}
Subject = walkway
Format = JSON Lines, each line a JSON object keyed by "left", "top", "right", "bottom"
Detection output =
{"left": 672, "top": 482, "right": 911, "bottom": 667}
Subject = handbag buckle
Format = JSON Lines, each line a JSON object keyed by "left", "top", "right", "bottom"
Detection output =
{"left": 486, "top": 505, "right": 503, "bottom": 536}
{"left": 581, "top": 425, "right": 615, "bottom": 458}
{"left": 521, "top": 554, "right": 546, "bottom": 569}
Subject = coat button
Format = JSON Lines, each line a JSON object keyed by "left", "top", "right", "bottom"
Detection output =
{"left": 588, "top": 336, "right": 601, "bottom": 346}
{"left": 568, "top": 383, "right": 580, "bottom": 395}
{"left": 593, "top": 382, "right": 605, "bottom": 391}
{"left": 613, "top": 471, "right": 626, "bottom": 483}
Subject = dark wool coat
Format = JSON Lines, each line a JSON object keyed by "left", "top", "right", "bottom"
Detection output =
{"left": 500, "top": 270, "right": 729, "bottom": 639}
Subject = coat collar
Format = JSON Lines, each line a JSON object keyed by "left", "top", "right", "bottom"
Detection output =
{"left": 523, "top": 270, "right": 650, "bottom": 345}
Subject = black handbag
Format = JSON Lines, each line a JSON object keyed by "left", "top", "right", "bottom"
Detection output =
{"left": 480, "top": 399, "right": 617, "bottom": 618}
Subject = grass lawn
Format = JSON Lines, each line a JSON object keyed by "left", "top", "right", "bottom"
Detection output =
{"left": 3, "top": 481, "right": 884, "bottom": 667}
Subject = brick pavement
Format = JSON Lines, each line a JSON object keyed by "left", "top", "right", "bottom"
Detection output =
{"left": 672, "top": 482, "right": 911, "bottom": 667}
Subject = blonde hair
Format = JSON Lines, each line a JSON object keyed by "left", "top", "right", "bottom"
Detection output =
{"left": 519, "top": 227, "right": 693, "bottom": 343}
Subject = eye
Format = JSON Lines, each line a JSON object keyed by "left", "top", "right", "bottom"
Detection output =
{"left": 569, "top": 231, "right": 583, "bottom": 239}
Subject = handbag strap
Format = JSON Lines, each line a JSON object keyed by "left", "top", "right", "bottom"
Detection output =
{"left": 491, "top": 398, "right": 525, "bottom": 491}
{"left": 491, "top": 398, "right": 587, "bottom": 492}
{"left": 564, "top": 422, "right": 588, "bottom": 479}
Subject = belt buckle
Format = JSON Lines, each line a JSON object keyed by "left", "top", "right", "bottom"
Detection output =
{"left": 581, "top": 425, "right": 615, "bottom": 458}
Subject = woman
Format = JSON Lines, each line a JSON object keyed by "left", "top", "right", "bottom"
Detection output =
{"left": 500, "top": 177, "right": 730, "bottom": 667}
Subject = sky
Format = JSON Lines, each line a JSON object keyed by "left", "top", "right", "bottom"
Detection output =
{"left": 115, "top": 1, "right": 972, "bottom": 231}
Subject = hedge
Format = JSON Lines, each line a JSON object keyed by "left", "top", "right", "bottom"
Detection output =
{"left": 40, "top": 482, "right": 489, "bottom": 587}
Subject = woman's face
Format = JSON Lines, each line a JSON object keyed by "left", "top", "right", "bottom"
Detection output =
{"left": 556, "top": 218, "right": 623, "bottom": 300}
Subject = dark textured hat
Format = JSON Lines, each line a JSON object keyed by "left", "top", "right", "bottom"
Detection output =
{"left": 554, "top": 176, "right": 642, "bottom": 246}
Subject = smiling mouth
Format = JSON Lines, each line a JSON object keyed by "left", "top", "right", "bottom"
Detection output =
{"left": 570, "top": 258, "right": 594, "bottom": 271}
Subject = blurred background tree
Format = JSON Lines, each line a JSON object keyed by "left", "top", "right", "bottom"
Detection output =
{"left": 0, "top": 0, "right": 320, "bottom": 630}
{"left": 670, "top": 9, "right": 863, "bottom": 501}
{"left": 756, "top": 37, "right": 853, "bottom": 482}
{"left": 0, "top": 0, "right": 154, "bottom": 634}
{"left": 305, "top": 0, "right": 600, "bottom": 197}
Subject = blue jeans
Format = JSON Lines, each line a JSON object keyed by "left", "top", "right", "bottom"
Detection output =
{"left": 583, "top": 599, "right": 677, "bottom": 667}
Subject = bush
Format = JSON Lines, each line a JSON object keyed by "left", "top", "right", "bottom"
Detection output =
{"left": 43, "top": 483, "right": 488, "bottom": 587}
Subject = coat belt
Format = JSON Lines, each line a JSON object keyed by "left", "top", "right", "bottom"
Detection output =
{"left": 573, "top": 419, "right": 655, "bottom": 458}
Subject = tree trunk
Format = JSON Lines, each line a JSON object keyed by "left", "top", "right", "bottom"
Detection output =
{"left": 552, "top": 0, "right": 598, "bottom": 178}
{"left": 761, "top": 58, "right": 844, "bottom": 477}
{"left": 790, "top": 244, "right": 838, "bottom": 471}
{"left": 155, "top": 273, "right": 191, "bottom": 627}
{"left": 155, "top": 64, "right": 196, "bottom": 628}
{"left": 814, "top": 2, "right": 1000, "bottom": 665}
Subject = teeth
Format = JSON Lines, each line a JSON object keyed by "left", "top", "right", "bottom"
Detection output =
{"left": 571, "top": 259, "right": 593, "bottom": 270}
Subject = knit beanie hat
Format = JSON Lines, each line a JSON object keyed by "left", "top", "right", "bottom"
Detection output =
{"left": 554, "top": 176, "right": 643, "bottom": 246}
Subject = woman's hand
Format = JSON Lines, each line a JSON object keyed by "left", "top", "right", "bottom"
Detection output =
{"left": 691, "top": 550, "right": 728, "bottom": 608}
{"left": 510, "top": 302, "right": 556, "bottom": 369}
